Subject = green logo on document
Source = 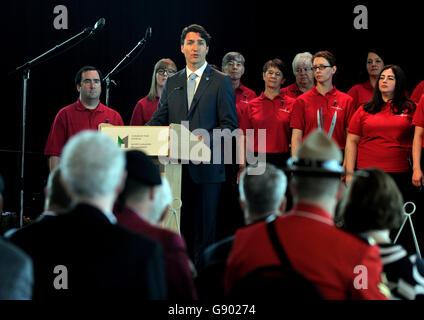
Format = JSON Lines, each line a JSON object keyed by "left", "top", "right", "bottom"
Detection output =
{"left": 118, "top": 136, "right": 129, "bottom": 148}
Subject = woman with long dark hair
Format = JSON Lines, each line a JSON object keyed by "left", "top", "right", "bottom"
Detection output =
{"left": 347, "top": 49, "right": 385, "bottom": 110}
{"left": 345, "top": 65, "right": 416, "bottom": 195}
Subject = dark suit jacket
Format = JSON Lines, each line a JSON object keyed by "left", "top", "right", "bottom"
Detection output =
{"left": 148, "top": 64, "right": 238, "bottom": 183}
{"left": 8, "top": 203, "right": 166, "bottom": 299}
{"left": 114, "top": 206, "right": 197, "bottom": 300}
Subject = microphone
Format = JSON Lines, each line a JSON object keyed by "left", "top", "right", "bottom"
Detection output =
{"left": 90, "top": 18, "right": 106, "bottom": 35}
{"left": 145, "top": 27, "right": 152, "bottom": 39}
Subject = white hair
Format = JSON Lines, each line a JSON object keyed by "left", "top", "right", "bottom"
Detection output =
{"left": 239, "top": 164, "right": 287, "bottom": 218}
{"left": 150, "top": 177, "right": 173, "bottom": 224}
{"left": 60, "top": 130, "right": 125, "bottom": 199}
{"left": 292, "top": 52, "right": 313, "bottom": 74}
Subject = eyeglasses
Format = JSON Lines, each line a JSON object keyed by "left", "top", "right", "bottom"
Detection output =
{"left": 265, "top": 70, "right": 282, "bottom": 77}
{"left": 295, "top": 67, "right": 313, "bottom": 73}
{"left": 82, "top": 79, "right": 101, "bottom": 85}
{"left": 157, "top": 69, "right": 176, "bottom": 76}
{"left": 312, "top": 65, "right": 332, "bottom": 71}
{"left": 226, "top": 61, "right": 244, "bottom": 68}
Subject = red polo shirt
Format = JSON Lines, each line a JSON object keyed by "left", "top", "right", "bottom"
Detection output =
{"left": 413, "top": 95, "right": 424, "bottom": 127}
{"left": 235, "top": 83, "right": 257, "bottom": 105}
{"left": 411, "top": 80, "right": 424, "bottom": 104}
{"left": 280, "top": 82, "right": 304, "bottom": 99}
{"left": 235, "top": 83, "right": 257, "bottom": 129}
{"left": 290, "top": 86, "right": 355, "bottom": 150}
{"left": 412, "top": 95, "right": 424, "bottom": 148}
{"left": 347, "top": 80, "right": 374, "bottom": 110}
{"left": 348, "top": 102, "right": 414, "bottom": 172}
{"left": 130, "top": 96, "right": 159, "bottom": 126}
{"left": 241, "top": 92, "right": 294, "bottom": 153}
{"left": 44, "top": 99, "right": 124, "bottom": 156}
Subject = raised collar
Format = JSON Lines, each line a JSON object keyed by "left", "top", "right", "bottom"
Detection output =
{"left": 312, "top": 86, "right": 337, "bottom": 97}
{"left": 258, "top": 91, "right": 284, "bottom": 101}
{"left": 289, "top": 202, "right": 334, "bottom": 226}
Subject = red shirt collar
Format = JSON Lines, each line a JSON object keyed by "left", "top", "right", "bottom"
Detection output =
{"left": 363, "top": 80, "right": 373, "bottom": 90}
{"left": 258, "top": 91, "right": 284, "bottom": 101}
{"left": 235, "top": 83, "right": 247, "bottom": 93}
{"left": 290, "top": 202, "right": 334, "bottom": 225}
{"left": 74, "top": 99, "right": 105, "bottom": 112}
{"left": 312, "top": 86, "right": 337, "bottom": 97}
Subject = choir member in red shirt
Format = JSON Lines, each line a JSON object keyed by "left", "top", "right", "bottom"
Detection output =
{"left": 412, "top": 94, "right": 424, "bottom": 187}
{"left": 345, "top": 65, "right": 416, "bottom": 198}
{"left": 45, "top": 66, "right": 124, "bottom": 171}
{"left": 348, "top": 49, "right": 385, "bottom": 110}
{"left": 281, "top": 52, "right": 314, "bottom": 98}
{"left": 410, "top": 80, "right": 424, "bottom": 104}
{"left": 240, "top": 58, "right": 294, "bottom": 169}
{"left": 130, "top": 58, "right": 177, "bottom": 125}
{"left": 221, "top": 52, "right": 257, "bottom": 122}
{"left": 290, "top": 51, "right": 355, "bottom": 156}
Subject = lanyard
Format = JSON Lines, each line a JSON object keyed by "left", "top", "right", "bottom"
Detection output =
{"left": 317, "top": 107, "right": 337, "bottom": 138}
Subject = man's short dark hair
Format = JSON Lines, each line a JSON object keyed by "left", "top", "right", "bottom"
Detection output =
{"left": 74, "top": 66, "right": 103, "bottom": 87}
{"left": 180, "top": 24, "right": 211, "bottom": 46}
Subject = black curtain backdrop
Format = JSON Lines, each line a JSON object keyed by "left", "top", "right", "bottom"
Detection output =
{"left": 2, "top": 0, "right": 422, "bottom": 217}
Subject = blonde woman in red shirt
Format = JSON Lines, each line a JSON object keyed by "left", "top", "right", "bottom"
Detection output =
{"left": 130, "top": 58, "right": 177, "bottom": 125}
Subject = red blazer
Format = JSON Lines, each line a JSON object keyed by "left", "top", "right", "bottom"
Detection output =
{"left": 114, "top": 206, "right": 197, "bottom": 300}
{"left": 225, "top": 203, "right": 389, "bottom": 300}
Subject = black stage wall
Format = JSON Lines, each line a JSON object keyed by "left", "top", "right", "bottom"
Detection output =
{"left": 2, "top": 0, "right": 423, "bottom": 218}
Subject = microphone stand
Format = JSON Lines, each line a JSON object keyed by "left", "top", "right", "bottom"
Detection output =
{"left": 13, "top": 26, "right": 94, "bottom": 228}
{"left": 104, "top": 30, "right": 151, "bottom": 106}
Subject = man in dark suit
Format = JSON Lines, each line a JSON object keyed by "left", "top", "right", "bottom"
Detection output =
{"left": 148, "top": 24, "right": 238, "bottom": 269}
{"left": 8, "top": 131, "right": 166, "bottom": 299}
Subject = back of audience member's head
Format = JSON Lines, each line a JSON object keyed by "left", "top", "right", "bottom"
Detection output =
{"left": 239, "top": 164, "right": 287, "bottom": 224}
{"left": 116, "top": 150, "right": 163, "bottom": 223}
{"left": 289, "top": 129, "right": 343, "bottom": 197}
{"left": 151, "top": 177, "right": 173, "bottom": 225}
{"left": 44, "top": 167, "right": 74, "bottom": 214}
{"left": 337, "top": 168, "right": 404, "bottom": 233}
{"left": 60, "top": 130, "right": 125, "bottom": 200}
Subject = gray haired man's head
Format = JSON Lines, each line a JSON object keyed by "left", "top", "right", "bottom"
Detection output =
{"left": 60, "top": 130, "right": 125, "bottom": 200}
{"left": 239, "top": 164, "right": 287, "bottom": 223}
